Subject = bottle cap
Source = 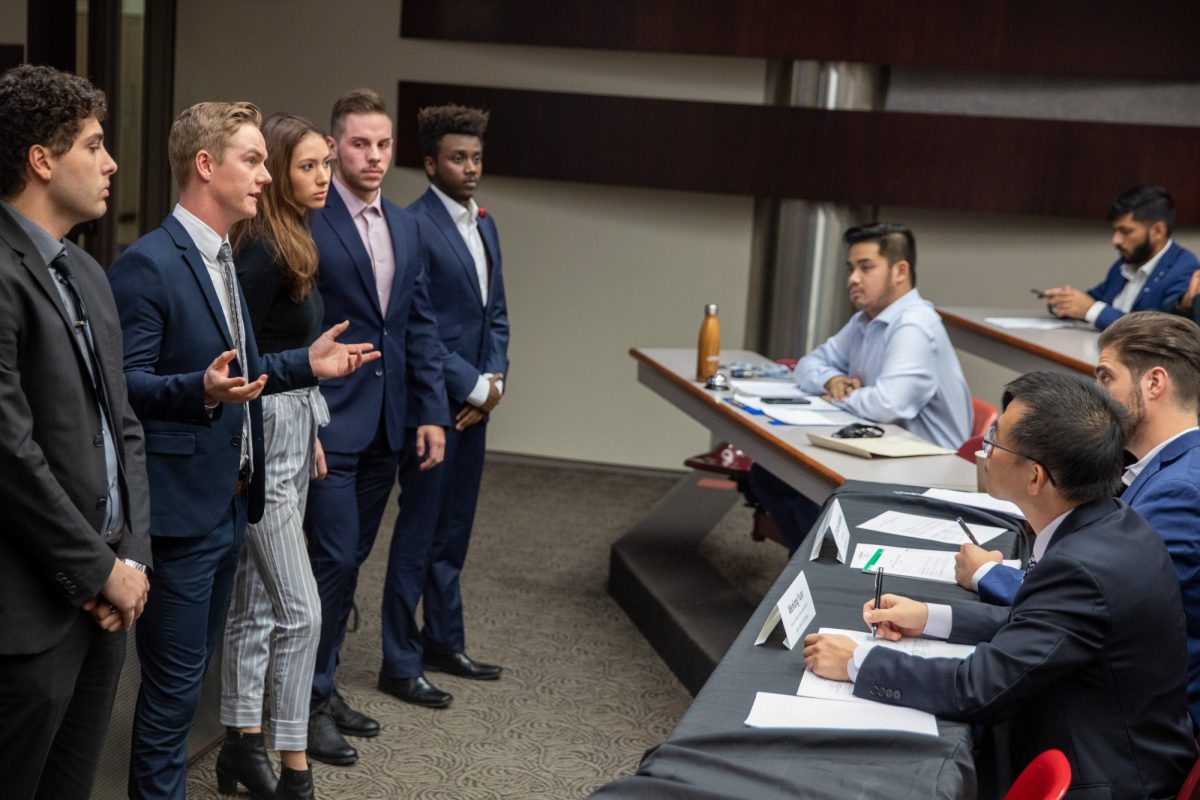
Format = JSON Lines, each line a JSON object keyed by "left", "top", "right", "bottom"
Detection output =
{"left": 705, "top": 303, "right": 718, "bottom": 315}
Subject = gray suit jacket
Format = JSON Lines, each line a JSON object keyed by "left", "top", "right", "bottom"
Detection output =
{"left": 856, "top": 498, "right": 1196, "bottom": 799}
{"left": 0, "top": 205, "right": 151, "bottom": 654}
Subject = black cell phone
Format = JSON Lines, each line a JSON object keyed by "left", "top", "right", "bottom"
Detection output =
{"left": 759, "top": 397, "right": 811, "bottom": 405}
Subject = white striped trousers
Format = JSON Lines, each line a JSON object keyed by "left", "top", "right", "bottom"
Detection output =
{"left": 220, "top": 387, "right": 326, "bottom": 751}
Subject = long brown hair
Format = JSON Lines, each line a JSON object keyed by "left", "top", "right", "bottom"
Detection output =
{"left": 231, "top": 112, "right": 321, "bottom": 301}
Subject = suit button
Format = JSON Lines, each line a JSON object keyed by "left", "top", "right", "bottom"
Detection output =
{"left": 382, "top": 330, "right": 389, "bottom": 336}
{"left": 93, "top": 433, "right": 104, "bottom": 447}
{"left": 95, "top": 497, "right": 107, "bottom": 510}
{"left": 231, "top": 436, "right": 241, "bottom": 447}
{"left": 374, "top": 368, "right": 383, "bottom": 377}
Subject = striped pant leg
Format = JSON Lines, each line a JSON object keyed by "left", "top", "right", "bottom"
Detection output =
{"left": 220, "top": 391, "right": 323, "bottom": 751}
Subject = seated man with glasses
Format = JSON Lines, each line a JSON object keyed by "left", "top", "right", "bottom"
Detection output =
{"left": 956, "top": 311, "right": 1200, "bottom": 727}
{"left": 804, "top": 371, "right": 1197, "bottom": 798}
{"left": 746, "top": 223, "right": 973, "bottom": 550}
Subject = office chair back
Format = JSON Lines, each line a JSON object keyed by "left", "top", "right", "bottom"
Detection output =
{"left": 1177, "top": 753, "right": 1200, "bottom": 800}
{"left": 972, "top": 397, "right": 999, "bottom": 438}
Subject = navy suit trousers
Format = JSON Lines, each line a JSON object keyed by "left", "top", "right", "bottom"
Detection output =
{"left": 129, "top": 495, "right": 246, "bottom": 800}
{"left": 306, "top": 420, "right": 398, "bottom": 700}
{"left": 382, "top": 421, "right": 486, "bottom": 676}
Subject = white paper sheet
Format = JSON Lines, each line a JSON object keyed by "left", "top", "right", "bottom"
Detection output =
{"left": 729, "top": 379, "right": 805, "bottom": 398}
{"left": 731, "top": 393, "right": 839, "bottom": 413}
{"left": 857, "top": 510, "right": 1006, "bottom": 545}
{"left": 795, "top": 628, "right": 976, "bottom": 708}
{"left": 918, "top": 488, "right": 1025, "bottom": 519}
{"left": 849, "top": 543, "right": 1021, "bottom": 584}
{"left": 744, "top": 692, "right": 939, "bottom": 737}
{"left": 983, "top": 317, "right": 1078, "bottom": 330}
{"left": 762, "top": 407, "right": 861, "bottom": 426}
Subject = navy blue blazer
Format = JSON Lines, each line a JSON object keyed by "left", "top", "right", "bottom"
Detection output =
{"left": 978, "top": 430, "right": 1200, "bottom": 726}
{"left": 1085, "top": 241, "right": 1197, "bottom": 330}
{"left": 312, "top": 186, "right": 448, "bottom": 453}
{"left": 108, "top": 214, "right": 315, "bottom": 536}
{"left": 407, "top": 188, "right": 509, "bottom": 418}
{"left": 858, "top": 499, "right": 1196, "bottom": 798}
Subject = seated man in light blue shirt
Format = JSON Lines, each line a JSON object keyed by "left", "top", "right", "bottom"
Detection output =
{"left": 746, "top": 223, "right": 974, "bottom": 550}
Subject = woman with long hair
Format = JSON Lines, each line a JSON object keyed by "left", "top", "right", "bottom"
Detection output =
{"left": 216, "top": 112, "right": 332, "bottom": 800}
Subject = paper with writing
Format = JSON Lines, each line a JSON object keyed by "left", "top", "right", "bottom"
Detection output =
{"left": 850, "top": 543, "right": 1021, "bottom": 584}
{"left": 857, "top": 510, "right": 1006, "bottom": 545}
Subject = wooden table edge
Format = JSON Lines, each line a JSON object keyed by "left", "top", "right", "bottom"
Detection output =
{"left": 629, "top": 347, "right": 845, "bottom": 488}
{"left": 937, "top": 309, "right": 1094, "bottom": 375}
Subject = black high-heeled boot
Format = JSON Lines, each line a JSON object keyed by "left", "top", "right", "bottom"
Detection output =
{"left": 274, "top": 767, "right": 315, "bottom": 800}
{"left": 216, "top": 727, "right": 279, "bottom": 799}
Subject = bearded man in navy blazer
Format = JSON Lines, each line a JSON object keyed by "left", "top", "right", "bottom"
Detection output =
{"left": 304, "top": 88, "right": 449, "bottom": 767}
{"left": 108, "top": 101, "right": 379, "bottom": 800}
{"left": 805, "top": 372, "right": 1197, "bottom": 798}
{"left": 378, "top": 104, "right": 510, "bottom": 704}
{"left": 957, "top": 311, "right": 1200, "bottom": 729}
{"left": 1044, "top": 186, "right": 1197, "bottom": 330}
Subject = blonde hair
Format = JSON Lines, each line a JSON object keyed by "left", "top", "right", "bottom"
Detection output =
{"left": 168, "top": 101, "right": 262, "bottom": 189}
{"left": 231, "top": 113, "right": 321, "bottom": 301}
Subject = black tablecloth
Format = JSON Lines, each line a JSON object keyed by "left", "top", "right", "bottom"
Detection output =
{"left": 590, "top": 481, "right": 1026, "bottom": 800}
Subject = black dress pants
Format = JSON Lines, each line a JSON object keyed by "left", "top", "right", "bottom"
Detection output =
{"left": 0, "top": 609, "right": 125, "bottom": 800}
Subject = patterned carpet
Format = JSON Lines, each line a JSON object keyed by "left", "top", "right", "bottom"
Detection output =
{"left": 183, "top": 459, "right": 784, "bottom": 799}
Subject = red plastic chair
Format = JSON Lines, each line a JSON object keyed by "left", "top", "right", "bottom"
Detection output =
{"left": 1005, "top": 749, "right": 1071, "bottom": 800}
{"left": 957, "top": 434, "right": 986, "bottom": 464}
{"left": 1177, "top": 754, "right": 1200, "bottom": 800}
{"left": 972, "top": 397, "right": 999, "bottom": 438}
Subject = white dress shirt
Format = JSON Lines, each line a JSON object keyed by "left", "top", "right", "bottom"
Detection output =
{"left": 172, "top": 204, "right": 249, "bottom": 466}
{"left": 427, "top": 183, "right": 500, "bottom": 408}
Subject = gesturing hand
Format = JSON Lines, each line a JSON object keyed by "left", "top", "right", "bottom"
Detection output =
{"left": 204, "top": 349, "right": 267, "bottom": 405}
{"left": 308, "top": 320, "right": 382, "bottom": 378}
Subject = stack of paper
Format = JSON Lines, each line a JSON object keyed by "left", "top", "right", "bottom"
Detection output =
{"left": 744, "top": 692, "right": 939, "bottom": 737}
{"left": 850, "top": 543, "right": 1021, "bottom": 584}
{"left": 795, "top": 627, "right": 975, "bottom": 707}
{"left": 983, "top": 317, "right": 1078, "bottom": 330}
{"left": 919, "top": 488, "right": 1025, "bottom": 519}
{"left": 858, "top": 510, "right": 1006, "bottom": 545}
{"left": 729, "top": 379, "right": 805, "bottom": 398}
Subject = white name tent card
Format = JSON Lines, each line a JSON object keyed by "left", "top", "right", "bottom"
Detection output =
{"left": 808, "top": 498, "right": 850, "bottom": 563}
{"left": 754, "top": 570, "right": 816, "bottom": 649}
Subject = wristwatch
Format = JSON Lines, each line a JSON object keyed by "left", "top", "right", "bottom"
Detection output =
{"left": 122, "top": 558, "right": 151, "bottom": 576}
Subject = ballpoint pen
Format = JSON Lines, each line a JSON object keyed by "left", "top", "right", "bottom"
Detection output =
{"left": 872, "top": 567, "right": 884, "bottom": 639}
{"left": 956, "top": 516, "right": 982, "bottom": 546}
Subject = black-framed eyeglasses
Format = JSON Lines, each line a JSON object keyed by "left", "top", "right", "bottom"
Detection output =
{"left": 982, "top": 423, "right": 1057, "bottom": 486}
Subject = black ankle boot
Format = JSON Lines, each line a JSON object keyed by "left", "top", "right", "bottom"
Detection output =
{"left": 275, "top": 767, "right": 315, "bottom": 800}
{"left": 216, "top": 727, "right": 279, "bottom": 800}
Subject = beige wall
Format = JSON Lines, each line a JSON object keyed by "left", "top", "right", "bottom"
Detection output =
{"left": 174, "top": 0, "right": 764, "bottom": 470}
{"left": 882, "top": 205, "right": 1200, "bottom": 406}
{"left": 0, "top": 0, "right": 23, "bottom": 44}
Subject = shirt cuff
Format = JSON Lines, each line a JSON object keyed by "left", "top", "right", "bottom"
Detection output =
{"left": 924, "top": 603, "right": 953, "bottom": 639}
{"left": 847, "top": 642, "right": 880, "bottom": 682}
{"left": 466, "top": 374, "right": 491, "bottom": 407}
{"left": 971, "top": 561, "right": 998, "bottom": 592}
{"left": 1084, "top": 301, "right": 1105, "bottom": 324}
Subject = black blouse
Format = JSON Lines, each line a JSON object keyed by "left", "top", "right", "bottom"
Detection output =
{"left": 235, "top": 238, "right": 324, "bottom": 354}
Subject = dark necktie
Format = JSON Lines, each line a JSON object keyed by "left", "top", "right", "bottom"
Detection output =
{"left": 50, "top": 252, "right": 126, "bottom": 532}
{"left": 1025, "top": 558, "right": 1038, "bottom": 575}
{"left": 217, "top": 242, "right": 253, "bottom": 483}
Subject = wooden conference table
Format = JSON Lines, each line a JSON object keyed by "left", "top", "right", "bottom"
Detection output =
{"left": 938, "top": 306, "right": 1099, "bottom": 376}
{"left": 630, "top": 347, "right": 978, "bottom": 502}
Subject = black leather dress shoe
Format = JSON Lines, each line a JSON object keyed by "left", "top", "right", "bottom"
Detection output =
{"left": 377, "top": 674, "right": 453, "bottom": 708}
{"left": 423, "top": 651, "right": 503, "bottom": 680}
{"left": 307, "top": 700, "right": 358, "bottom": 766}
{"left": 329, "top": 690, "right": 380, "bottom": 737}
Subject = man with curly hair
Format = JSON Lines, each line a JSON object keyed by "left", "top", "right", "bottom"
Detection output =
{"left": 379, "top": 104, "right": 509, "bottom": 698}
{"left": 0, "top": 64, "right": 152, "bottom": 799}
